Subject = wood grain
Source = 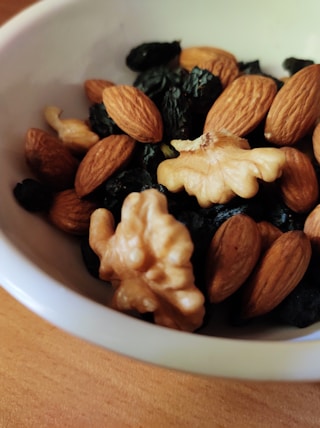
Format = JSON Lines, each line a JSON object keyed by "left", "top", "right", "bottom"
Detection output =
{"left": 1, "top": 2, "right": 320, "bottom": 427}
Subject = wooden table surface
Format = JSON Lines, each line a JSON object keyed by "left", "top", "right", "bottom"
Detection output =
{"left": 1, "top": 1, "right": 320, "bottom": 427}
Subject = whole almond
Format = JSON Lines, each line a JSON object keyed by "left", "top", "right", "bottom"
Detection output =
{"left": 75, "top": 134, "right": 136, "bottom": 197}
{"left": 256, "top": 221, "right": 282, "bottom": 253}
{"left": 264, "top": 64, "right": 320, "bottom": 145}
{"left": 241, "top": 231, "right": 311, "bottom": 319}
{"left": 102, "top": 85, "right": 163, "bottom": 143}
{"left": 206, "top": 214, "right": 261, "bottom": 303}
{"left": 312, "top": 122, "right": 320, "bottom": 164}
{"left": 48, "top": 189, "right": 98, "bottom": 235}
{"left": 199, "top": 55, "right": 239, "bottom": 88}
{"left": 203, "top": 75, "right": 277, "bottom": 136}
{"left": 84, "top": 79, "right": 115, "bottom": 104}
{"left": 279, "top": 147, "right": 319, "bottom": 213}
{"left": 179, "top": 46, "right": 237, "bottom": 71}
{"left": 303, "top": 204, "right": 320, "bottom": 253}
{"left": 25, "top": 128, "right": 79, "bottom": 191}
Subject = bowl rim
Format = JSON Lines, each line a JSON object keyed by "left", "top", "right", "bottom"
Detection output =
{"left": 2, "top": 0, "right": 320, "bottom": 382}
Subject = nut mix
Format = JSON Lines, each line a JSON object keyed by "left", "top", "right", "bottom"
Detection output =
{"left": 13, "top": 40, "right": 320, "bottom": 333}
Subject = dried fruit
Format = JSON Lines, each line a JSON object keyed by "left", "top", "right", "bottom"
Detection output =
{"left": 206, "top": 214, "right": 261, "bottom": 303}
{"left": 126, "top": 41, "right": 181, "bottom": 71}
{"left": 88, "top": 102, "right": 122, "bottom": 139}
{"left": 264, "top": 64, "right": 320, "bottom": 145}
{"left": 48, "top": 189, "right": 98, "bottom": 235}
{"left": 102, "top": 85, "right": 163, "bottom": 143}
{"left": 279, "top": 147, "right": 319, "bottom": 213}
{"left": 13, "top": 178, "right": 53, "bottom": 212}
{"left": 75, "top": 134, "right": 136, "bottom": 198}
{"left": 24, "top": 128, "right": 79, "bottom": 191}
{"left": 203, "top": 74, "right": 277, "bottom": 137}
{"left": 241, "top": 231, "right": 312, "bottom": 319}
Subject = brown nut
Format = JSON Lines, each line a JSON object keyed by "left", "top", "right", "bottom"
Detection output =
{"left": 102, "top": 85, "right": 163, "bottom": 143}
{"left": 256, "top": 221, "right": 283, "bottom": 253}
{"left": 303, "top": 204, "right": 320, "bottom": 253}
{"left": 179, "top": 45, "right": 237, "bottom": 71}
{"left": 203, "top": 74, "right": 277, "bottom": 137}
{"left": 265, "top": 64, "right": 320, "bottom": 145}
{"left": 241, "top": 231, "right": 312, "bottom": 319}
{"left": 48, "top": 189, "right": 98, "bottom": 235}
{"left": 75, "top": 134, "right": 136, "bottom": 198}
{"left": 25, "top": 128, "right": 79, "bottom": 191}
{"left": 279, "top": 147, "right": 319, "bottom": 213}
{"left": 84, "top": 79, "right": 115, "bottom": 104}
{"left": 206, "top": 214, "right": 261, "bottom": 303}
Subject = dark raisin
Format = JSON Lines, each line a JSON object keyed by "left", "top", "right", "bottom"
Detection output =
{"left": 13, "top": 178, "right": 53, "bottom": 212}
{"left": 80, "top": 237, "right": 101, "bottom": 279}
{"left": 182, "top": 66, "right": 223, "bottom": 116}
{"left": 133, "top": 66, "right": 188, "bottom": 108}
{"left": 264, "top": 199, "right": 307, "bottom": 232}
{"left": 276, "top": 265, "right": 320, "bottom": 328}
{"left": 282, "top": 57, "right": 314, "bottom": 75}
{"left": 88, "top": 103, "right": 122, "bottom": 139}
{"left": 103, "top": 167, "right": 155, "bottom": 222}
{"left": 161, "top": 86, "right": 193, "bottom": 140}
{"left": 131, "top": 142, "right": 166, "bottom": 179}
{"left": 238, "top": 59, "right": 284, "bottom": 90}
{"left": 126, "top": 41, "right": 181, "bottom": 72}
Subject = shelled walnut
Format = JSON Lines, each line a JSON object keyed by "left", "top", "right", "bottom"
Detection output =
{"left": 89, "top": 189, "right": 205, "bottom": 332}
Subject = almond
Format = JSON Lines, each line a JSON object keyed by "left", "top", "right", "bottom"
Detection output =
{"left": 264, "top": 64, "right": 320, "bottom": 145}
{"left": 312, "top": 122, "right": 320, "bottom": 164}
{"left": 256, "top": 221, "right": 282, "bottom": 253}
{"left": 84, "top": 79, "right": 115, "bottom": 104}
{"left": 206, "top": 214, "right": 261, "bottom": 303}
{"left": 278, "top": 147, "right": 319, "bottom": 213}
{"left": 198, "top": 55, "right": 239, "bottom": 88}
{"left": 241, "top": 231, "right": 311, "bottom": 319}
{"left": 203, "top": 75, "right": 277, "bottom": 136}
{"left": 48, "top": 189, "right": 98, "bottom": 235}
{"left": 303, "top": 204, "right": 320, "bottom": 253}
{"left": 75, "top": 134, "right": 136, "bottom": 197}
{"left": 25, "top": 128, "right": 79, "bottom": 191}
{"left": 102, "top": 85, "right": 163, "bottom": 143}
{"left": 179, "top": 46, "right": 237, "bottom": 71}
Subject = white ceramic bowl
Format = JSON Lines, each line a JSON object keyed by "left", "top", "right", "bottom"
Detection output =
{"left": 2, "top": 0, "right": 320, "bottom": 381}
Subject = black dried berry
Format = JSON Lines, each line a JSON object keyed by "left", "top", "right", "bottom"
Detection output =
{"left": 133, "top": 66, "right": 188, "bottom": 107}
{"left": 238, "top": 59, "right": 284, "bottom": 90}
{"left": 265, "top": 199, "right": 307, "bottom": 232}
{"left": 88, "top": 103, "right": 122, "bottom": 139}
{"left": 182, "top": 66, "right": 223, "bottom": 115}
{"left": 282, "top": 57, "right": 314, "bottom": 76}
{"left": 126, "top": 41, "right": 181, "bottom": 72}
{"left": 13, "top": 178, "right": 53, "bottom": 212}
{"left": 80, "top": 237, "right": 101, "bottom": 279}
{"left": 276, "top": 277, "right": 320, "bottom": 328}
{"left": 161, "top": 86, "right": 193, "bottom": 141}
{"left": 103, "top": 167, "right": 156, "bottom": 222}
{"left": 131, "top": 142, "right": 166, "bottom": 179}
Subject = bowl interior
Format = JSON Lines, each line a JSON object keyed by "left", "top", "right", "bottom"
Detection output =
{"left": 1, "top": 0, "right": 320, "bottom": 380}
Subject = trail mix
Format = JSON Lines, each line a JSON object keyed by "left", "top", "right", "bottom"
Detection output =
{"left": 13, "top": 41, "right": 320, "bottom": 333}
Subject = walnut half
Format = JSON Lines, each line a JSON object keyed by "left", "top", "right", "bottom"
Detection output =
{"left": 157, "top": 130, "right": 286, "bottom": 207}
{"left": 89, "top": 189, "right": 205, "bottom": 332}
